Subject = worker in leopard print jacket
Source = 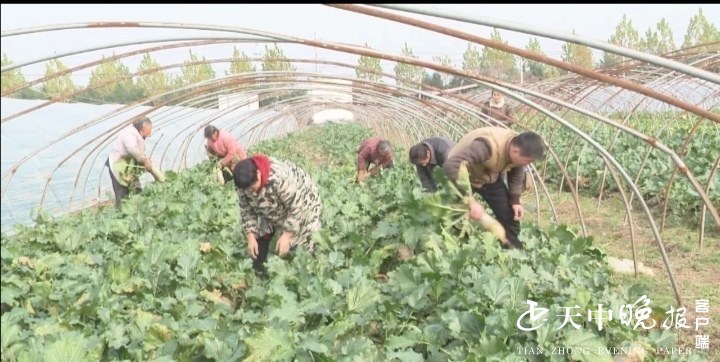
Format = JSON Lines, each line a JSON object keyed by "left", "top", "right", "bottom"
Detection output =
{"left": 232, "top": 154, "right": 322, "bottom": 274}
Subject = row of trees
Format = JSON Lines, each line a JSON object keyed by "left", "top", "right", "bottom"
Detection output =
{"left": 601, "top": 9, "right": 719, "bottom": 65}
{"left": 356, "top": 8, "right": 718, "bottom": 89}
{"left": 1, "top": 44, "right": 297, "bottom": 107}
{"left": 1, "top": 8, "right": 717, "bottom": 105}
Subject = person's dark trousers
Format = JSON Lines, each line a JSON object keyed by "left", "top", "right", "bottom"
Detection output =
{"left": 252, "top": 226, "right": 276, "bottom": 277}
{"left": 475, "top": 177, "right": 523, "bottom": 249}
{"left": 106, "top": 159, "right": 130, "bottom": 209}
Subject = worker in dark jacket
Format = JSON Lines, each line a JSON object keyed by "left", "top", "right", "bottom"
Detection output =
{"left": 408, "top": 137, "right": 455, "bottom": 193}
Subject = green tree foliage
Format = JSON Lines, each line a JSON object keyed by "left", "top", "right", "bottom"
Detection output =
{"left": 180, "top": 50, "right": 216, "bottom": 87}
{"left": 226, "top": 47, "right": 256, "bottom": 76}
{"left": 562, "top": 31, "right": 594, "bottom": 70}
{"left": 393, "top": 42, "right": 423, "bottom": 93}
{"left": 603, "top": 15, "right": 641, "bottom": 66}
{"left": 432, "top": 55, "right": 452, "bottom": 68}
{"left": 682, "top": 8, "right": 720, "bottom": 53}
{"left": 86, "top": 55, "right": 143, "bottom": 104}
{"left": 1, "top": 53, "right": 27, "bottom": 96}
{"left": 453, "top": 43, "right": 484, "bottom": 88}
{"left": 422, "top": 55, "right": 454, "bottom": 89}
{"left": 174, "top": 50, "right": 217, "bottom": 108}
{"left": 261, "top": 44, "right": 296, "bottom": 74}
{"left": 462, "top": 43, "right": 482, "bottom": 74}
{"left": 524, "top": 37, "right": 559, "bottom": 81}
{"left": 640, "top": 18, "right": 676, "bottom": 55}
{"left": 433, "top": 55, "right": 454, "bottom": 87}
{"left": 220, "top": 47, "right": 257, "bottom": 99}
{"left": 136, "top": 53, "right": 173, "bottom": 101}
{"left": 260, "top": 44, "right": 302, "bottom": 107}
{"left": 356, "top": 43, "right": 383, "bottom": 83}
{"left": 42, "top": 58, "right": 77, "bottom": 101}
{"left": 422, "top": 72, "right": 444, "bottom": 90}
{"left": 480, "top": 28, "right": 517, "bottom": 81}
{"left": 1, "top": 54, "right": 45, "bottom": 99}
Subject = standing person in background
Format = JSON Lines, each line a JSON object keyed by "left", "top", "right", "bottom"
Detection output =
{"left": 356, "top": 137, "right": 394, "bottom": 182}
{"left": 204, "top": 125, "right": 247, "bottom": 184}
{"left": 481, "top": 90, "right": 515, "bottom": 127}
{"left": 408, "top": 137, "right": 455, "bottom": 193}
{"left": 106, "top": 117, "right": 156, "bottom": 208}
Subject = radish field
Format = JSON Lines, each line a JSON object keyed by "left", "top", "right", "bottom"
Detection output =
{"left": 1, "top": 123, "right": 708, "bottom": 361}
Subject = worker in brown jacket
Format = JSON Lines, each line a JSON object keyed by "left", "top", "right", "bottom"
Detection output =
{"left": 443, "top": 127, "right": 545, "bottom": 249}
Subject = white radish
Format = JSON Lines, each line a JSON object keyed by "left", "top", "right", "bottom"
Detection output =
{"left": 149, "top": 166, "right": 166, "bottom": 183}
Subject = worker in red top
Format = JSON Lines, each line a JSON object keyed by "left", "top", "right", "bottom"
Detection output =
{"left": 356, "top": 137, "right": 394, "bottom": 182}
{"left": 204, "top": 125, "right": 247, "bottom": 183}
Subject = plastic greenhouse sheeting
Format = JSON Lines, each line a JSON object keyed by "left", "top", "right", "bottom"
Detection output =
{"left": 1, "top": 98, "right": 300, "bottom": 233}
{"left": 568, "top": 78, "right": 720, "bottom": 114}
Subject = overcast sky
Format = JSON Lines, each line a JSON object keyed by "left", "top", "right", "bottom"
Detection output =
{"left": 2, "top": 4, "right": 718, "bottom": 85}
